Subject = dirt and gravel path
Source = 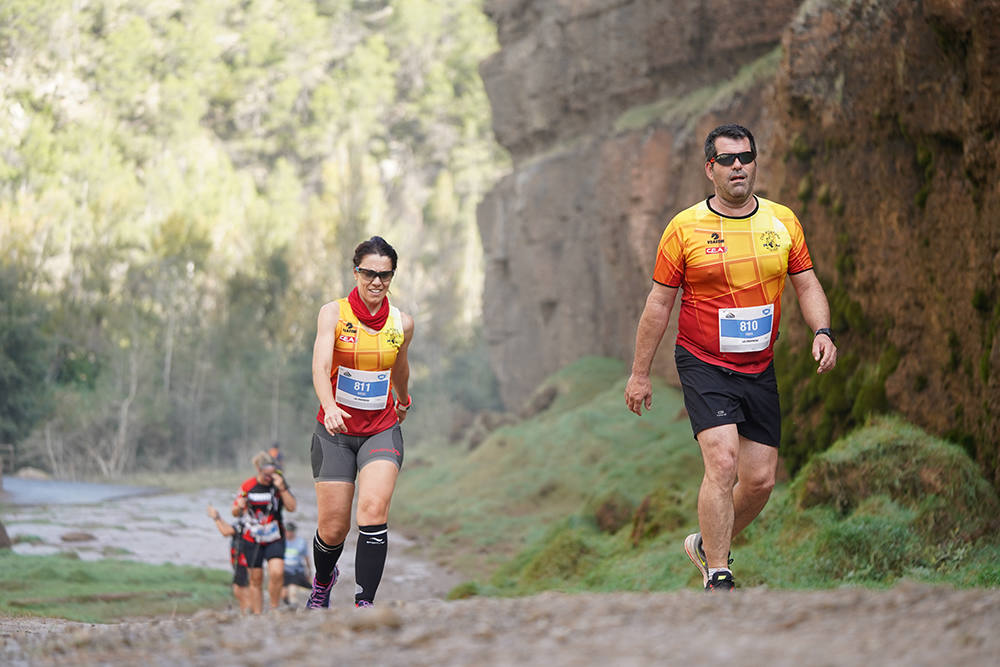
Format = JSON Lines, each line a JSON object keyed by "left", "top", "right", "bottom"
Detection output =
{"left": 3, "top": 582, "right": 999, "bottom": 665}
{"left": 3, "top": 479, "right": 1000, "bottom": 665}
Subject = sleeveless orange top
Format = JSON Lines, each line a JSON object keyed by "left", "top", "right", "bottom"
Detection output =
{"left": 316, "top": 298, "right": 404, "bottom": 436}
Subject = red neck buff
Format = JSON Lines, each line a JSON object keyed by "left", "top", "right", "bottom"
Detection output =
{"left": 348, "top": 287, "right": 390, "bottom": 330}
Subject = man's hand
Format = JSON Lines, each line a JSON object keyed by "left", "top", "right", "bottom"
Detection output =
{"left": 624, "top": 373, "right": 654, "bottom": 416}
{"left": 272, "top": 473, "right": 286, "bottom": 491}
{"left": 813, "top": 335, "right": 838, "bottom": 374}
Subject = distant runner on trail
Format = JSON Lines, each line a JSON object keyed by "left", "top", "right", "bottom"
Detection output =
{"left": 624, "top": 124, "right": 838, "bottom": 591}
{"left": 306, "top": 236, "right": 414, "bottom": 609}
{"left": 207, "top": 503, "right": 250, "bottom": 612}
{"left": 281, "top": 521, "right": 312, "bottom": 606}
{"left": 232, "top": 452, "right": 296, "bottom": 612}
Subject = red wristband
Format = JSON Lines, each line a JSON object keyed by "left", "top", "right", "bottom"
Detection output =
{"left": 398, "top": 395, "right": 412, "bottom": 408}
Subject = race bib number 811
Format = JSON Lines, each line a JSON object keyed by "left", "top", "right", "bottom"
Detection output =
{"left": 718, "top": 305, "right": 773, "bottom": 353}
{"left": 336, "top": 367, "right": 391, "bottom": 410}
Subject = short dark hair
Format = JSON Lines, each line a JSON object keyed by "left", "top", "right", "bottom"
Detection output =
{"left": 353, "top": 236, "right": 398, "bottom": 271}
{"left": 704, "top": 124, "right": 757, "bottom": 161}
{"left": 286, "top": 521, "right": 297, "bottom": 532}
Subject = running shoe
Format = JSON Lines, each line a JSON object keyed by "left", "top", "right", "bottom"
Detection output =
{"left": 684, "top": 532, "right": 709, "bottom": 586}
{"left": 355, "top": 600, "right": 374, "bottom": 609}
{"left": 305, "top": 566, "right": 339, "bottom": 609}
{"left": 705, "top": 569, "right": 736, "bottom": 591}
{"left": 684, "top": 532, "right": 734, "bottom": 586}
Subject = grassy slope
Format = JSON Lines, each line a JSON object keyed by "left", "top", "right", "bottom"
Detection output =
{"left": 0, "top": 552, "right": 233, "bottom": 623}
{"left": 0, "top": 468, "right": 257, "bottom": 623}
{"left": 395, "top": 357, "right": 1000, "bottom": 596}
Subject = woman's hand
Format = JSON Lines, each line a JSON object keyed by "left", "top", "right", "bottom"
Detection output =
{"left": 322, "top": 404, "right": 352, "bottom": 435}
{"left": 272, "top": 472, "right": 287, "bottom": 491}
{"left": 395, "top": 399, "right": 410, "bottom": 423}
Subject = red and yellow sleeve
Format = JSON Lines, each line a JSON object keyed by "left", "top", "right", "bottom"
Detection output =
{"left": 652, "top": 218, "right": 685, "bottom": 287}
{"left": 786, "top": 213, "right": 814, "bottom": 274}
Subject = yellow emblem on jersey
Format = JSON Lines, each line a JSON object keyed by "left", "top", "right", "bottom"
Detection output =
{"left": 384, "top": 328, "right": 404, "bottom": 349}
{"left": 759, "top": 230, "right": 781, "bottom": 252}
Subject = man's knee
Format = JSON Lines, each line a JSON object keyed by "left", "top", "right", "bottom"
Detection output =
{"left": 698, "top": 429, "right": 740, "bottom": 484}
{"left": 743, "top": 469, "right": 776, "bottom": 497}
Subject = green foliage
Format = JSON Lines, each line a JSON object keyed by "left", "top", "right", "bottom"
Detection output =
{"left": 508, "top": 520, "right": 600, "bottom": 591}
{"left": 1, "top": 0, "right": 506, "bottom": 475}
{"left": 615, "top": 47, "right": 782, "bottom": 134}
{"left": 794, "top": 416, "right": 999, "bottom": 539}
{"left": 400, "top": 375, "right": 1000, "bottom": 595}
{"left": 797, "top": 174, "right": 814, "bottom": 202}
{"left": 774, "top": 278, "right": 910, "bottom": 475}
{"left": 789, "top": 133, "right": 815, "bottom": 161}
{"left": 394, "top": 356, "right": 699, "bottom": 576}
{"left": 0, "top": 552, "right": 232, "bottom": 623}
{"left": 0, "top": 264, "right": 52, "bottom": 444}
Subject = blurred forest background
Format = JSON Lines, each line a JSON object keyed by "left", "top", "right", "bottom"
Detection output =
{"left": 0, "top": 0, "right": 506, "bottom": 477}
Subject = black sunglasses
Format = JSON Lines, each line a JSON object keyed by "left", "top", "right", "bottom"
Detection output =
{"left": 709, "top": 151, "right": 756, "bottom": 167}
{"left": 355, "top": 267, "right": 395, "bottom": 281}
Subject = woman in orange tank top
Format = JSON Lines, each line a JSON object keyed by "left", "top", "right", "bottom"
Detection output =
{"left": 305, "top": 236, "right": 414, "bottom": 609}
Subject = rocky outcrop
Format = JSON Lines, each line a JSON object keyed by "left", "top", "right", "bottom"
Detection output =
{"left": 478, "top": 0, "right": 1000, "bottom": 483}
{"left": 478, "top": 0, "right": 800, "bottom": 405}
{"left": 767, "top": 0, "right": 1000, "bottom": 482}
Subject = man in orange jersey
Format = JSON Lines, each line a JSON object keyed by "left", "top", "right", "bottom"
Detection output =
{"left": 624, "top": 124, "right": 837, "bottom": 591}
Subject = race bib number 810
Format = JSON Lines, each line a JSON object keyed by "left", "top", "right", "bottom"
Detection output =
{"left": 718, "top": 305, "right": 773, "bottom": 353}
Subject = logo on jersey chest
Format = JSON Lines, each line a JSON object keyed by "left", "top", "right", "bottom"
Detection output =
{"left": 705, "top": 231, "right": 727, "bottom": 254}
{"left": 339, "top": 334, "right": 357, "bottom": 343}
{"left": 384, "top": 328, "right": 403, "bottom": 348}
{"left": 759, "top": 230, "right": 781, "bottom": 251}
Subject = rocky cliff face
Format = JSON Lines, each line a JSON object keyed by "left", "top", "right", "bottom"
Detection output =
{"left": 477, "top": 0, "right": 800, "bottom": 399}
{"left": 477, "top": 0, "right": 1000, "bottom": 483}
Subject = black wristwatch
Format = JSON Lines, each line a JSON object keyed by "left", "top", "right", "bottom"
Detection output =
{"left": 814, "top": 328, "right": 835, "bottom": 343}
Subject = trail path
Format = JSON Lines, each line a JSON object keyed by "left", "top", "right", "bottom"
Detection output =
{"left": 1, "top": 476, "right": 462, "bottom": 603}
{"left": 3, "top": 478, "right": 1000, "bottom": 665}
{"left": 3, "top": 582, "right": 999, "bottom": 665}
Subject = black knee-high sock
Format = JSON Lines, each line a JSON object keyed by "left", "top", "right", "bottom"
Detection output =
{"left": 313, "top": 532, "right": 344, "bottom": 585}
{"left": 355, "top": 523, "right": 388, "bottom": 603}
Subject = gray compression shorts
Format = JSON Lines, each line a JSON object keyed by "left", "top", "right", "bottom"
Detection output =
{"left": 310, "top": 422, "right": 404, "bottom": 483}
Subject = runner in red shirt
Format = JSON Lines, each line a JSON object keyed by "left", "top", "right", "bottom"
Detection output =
{"left": 305, "top": 236, "right": 414, "bottom": 610}
{"left": 232, "top": 451, "right": 296, "bottom": 613}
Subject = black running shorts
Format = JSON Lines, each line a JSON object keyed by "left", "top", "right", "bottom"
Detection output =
{"left": 674, "top": 345, "right": 781, "bottom": 448}
{"left": 310, "top": 422, "right": 404, "bottom": 483}
{"left": 242, "top": 539, "right": 285, "bottom": 569}
{"left": 232, "top": 563, "right": 249, "bottom": 587}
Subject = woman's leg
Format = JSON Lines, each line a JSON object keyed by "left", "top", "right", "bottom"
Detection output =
{"left": 247, "top": 567, "right": 264, "bottom": 614}
{"left": 313, "top": 481, "right": 354, "bottom": 584}
{"left": 266, "top": 556, "right": 285, "bottom": 610}
{"left": 354, "top": 460, "right": 400, "bottom": 605}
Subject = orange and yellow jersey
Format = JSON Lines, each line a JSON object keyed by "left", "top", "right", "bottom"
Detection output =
{"left": 652, "top": 196, "right": 814, "bottom": 374}
{"left": 316, "top": 298, "right": 405, "bottom": 436}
